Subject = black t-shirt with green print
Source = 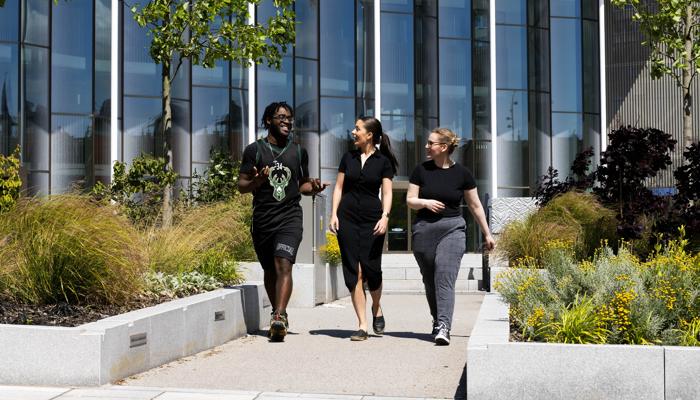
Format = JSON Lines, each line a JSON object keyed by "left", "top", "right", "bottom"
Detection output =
{"left": 240, "top": 138, "right": 309, "bottom": 232}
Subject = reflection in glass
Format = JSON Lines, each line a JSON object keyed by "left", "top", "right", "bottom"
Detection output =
{"left": 529, "top": 92, "right": 551, "bottom": 180}
{"left": 496, "top": 90, "right": 528, "bottom": 191}
{"left": 381, "top": 0, "right": 413, "bottom": 13}
{"left": 93, "top": 115, "right": 110, "bottom": 184}
{"left": 257, "top": 56, "right": 293, "bottom": 133}
{"left": 231, "top": 62, "right": 247, "bottom": 89}
{"left": 193, "top": 59, "right": 229, "bottom": 87}
{"left": 124, "top": 3, "right": 162, "bottom": 96}
{"left": 171, "top": 56, "right": 190, "bottom": 100}
{"left": 551, "top": 18, "right": 581, "bottom": 112}
{"left": 298, "top": 130, "right": 320, "bottom": 178}
{"left": 528, "top": 27, "right": 549, "bottom": 93}
{"left": 320, "top": 97, "right": 354, "bottom": 170}
{"left": 388, "top": 189, "right": 408, "bottom": 251}
{"left": 439, "top": 39, "right": 471, "bottom": 140}
{"left": 295, "top": 0, "right": 317, "bottom": 59}
{"left": 582, "top": 0, "right": 598, "bottom": 20}
{"left": 583, "top": 20, "right": 600, "bottom": 114}
{"left": 124, "top": 97, "right": 161, "bottom": 163}
{"left": 23, "top": 0, "right": 49, "bottom": 46}
{"left": 583, "top": 114, "right": 600, "bottom": 168}
{"left": 52, "top": 1, "right": 92, "bottom": 114}
{"left": 192, "top": 87, "right": 228, "bottom": 164}
{"left": 496, "top": 25, "right": 527, "bottom": 90}
{"left": 473, "top": 41, "right": 490, "bottom": 141}
{"left": 230, "top": 89, "right": 248, "bottom": 159}
{"left": 0, "top": 44, "right": 19, "bottom": 154}
{"left": 551, "top": 0, "right": 579, "bottom": 18}
{"left": 0, "top": 0, "right": 19, "bottom": 42}
{"left": 551, "top": 112, "right": 582, "bottom": 178}
{"left": 439, "top": 0, "right": 470, "bottom": 39}
{"left": 382, "top": 114, "right": 414, "bottom": 177}
{"left": 51, "top": 115, "right": 91, "bottom": 193}
{"left": 416, "top": 14, "right": 437, "bottom": 119}
{"left": 495, "top": 0, "right": 525, "bottom": 25}
{"left": 357, "top": 0, "right": 375, "bottom": 102}
{"left": 527, "top": 0, "right": 548, "bottom": 28}
{"left": 321, "top": 0, "right": 354, "bottom": 97}
{"left": 295, "top": 58, "right": 318, "bottom": 131}
{"left": 171, "top": 99, "right": 190, "bottom": 177}
{"left": 381, "top": 12, "right": 414, "bottom": 115}
{"left": 27, "top": 171, "right": 48, "bottom": 196}
{"left": 23, "top": 45, "right": 49, "bottom": 171}
{"left": 95, "top": 0, "right": 111, "bottom": 114}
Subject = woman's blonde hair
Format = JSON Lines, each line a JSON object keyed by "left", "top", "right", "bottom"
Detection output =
{"left": 431, "top": 127, "right": 460, "bottom": 154}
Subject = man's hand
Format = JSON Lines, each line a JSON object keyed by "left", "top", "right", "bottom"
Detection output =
{"left": 253, "top": 166, "right": 270, "bottom": 185}
{"left": 309, "top": 178, "right": 329, "bottom": 194}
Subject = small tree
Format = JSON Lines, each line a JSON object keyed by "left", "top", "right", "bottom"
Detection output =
{"left": 611, "top": 1, "right": 700, "bottom": 149}
{"left": 131, "top": 0, "right": 295, "bottom": 226}
{"left": 0, "top": 146, "right": 21, "bottom": 213}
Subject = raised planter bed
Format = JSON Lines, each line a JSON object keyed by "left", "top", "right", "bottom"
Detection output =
{"left": 0, "top": 284, "right": 269, "bottom": 386}
{"left": 466, "top": 294, "right": 700, "bottom": 400}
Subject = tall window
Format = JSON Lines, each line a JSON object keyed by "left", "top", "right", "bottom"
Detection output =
{"left": 496, "top": 0, "right": 529, "bottom": 197}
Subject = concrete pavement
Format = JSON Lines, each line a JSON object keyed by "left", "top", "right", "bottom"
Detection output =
{"left": 120, "top": 294, "right": 483, "bottom": 399}
{"left": 0, "top": 385, "right": 450, "bottom": 399}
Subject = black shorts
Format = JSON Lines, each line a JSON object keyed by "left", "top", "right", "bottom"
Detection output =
{"left": 251, "top": 215, "right": 303, "bottom": 270}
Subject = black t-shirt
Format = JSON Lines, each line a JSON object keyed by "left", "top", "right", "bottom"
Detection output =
{"left": 337, "top": 150, "right": 394, "bottom": 223}
{"left": 409, "top": 160, "right": 477, "bottom": 221}
{"left": 240, "top": 138, "right": 309, "bottom": 231}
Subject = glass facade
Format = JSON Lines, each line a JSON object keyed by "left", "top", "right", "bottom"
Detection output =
{"left": 0, "top": 0, "right": 603, "bottom": 253}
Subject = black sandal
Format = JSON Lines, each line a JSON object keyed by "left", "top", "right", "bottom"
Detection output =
{"left": 350, "top": 329, "right": 369, "bottom": 341}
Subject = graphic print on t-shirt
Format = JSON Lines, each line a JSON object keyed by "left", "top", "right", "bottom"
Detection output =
{"left": 269, "top": 160, "right": 292, "bottom": 201}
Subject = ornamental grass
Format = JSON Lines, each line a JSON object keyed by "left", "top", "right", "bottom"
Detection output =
{"left": 496, "top": 191, "right": 617, "bottom": 265}
{"left": 145, "top": 195, "right": 254, "bottom": 286}
{"left": 0, "top": 195, "right": 145, "bottom": 305}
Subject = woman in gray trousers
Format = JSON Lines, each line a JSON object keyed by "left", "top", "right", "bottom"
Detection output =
{"left": 406, "top": 127, "right": 495, "bottom": 345}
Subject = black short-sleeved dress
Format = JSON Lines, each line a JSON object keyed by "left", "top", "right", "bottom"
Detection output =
{"left": 336, "top": 150, "right": 394, "bottom": 291}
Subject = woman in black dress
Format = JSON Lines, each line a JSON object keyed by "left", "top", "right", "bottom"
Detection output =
{"left": 329, "top": 116, "right": 398, "bottom": 341}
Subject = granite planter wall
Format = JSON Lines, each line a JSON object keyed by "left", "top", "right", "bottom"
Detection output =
{"left": 0, "top": 285, "right": 268, "bottom": 386}
{"left": 467, "top": 294, "right": 700, "bottom": 400}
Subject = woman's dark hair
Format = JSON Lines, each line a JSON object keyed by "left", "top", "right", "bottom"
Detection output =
{"left": 358, "top": 116, "right": 399, "bottom": 174}
{"left": 261, "top": 101, "right": 294, "bottom": 129}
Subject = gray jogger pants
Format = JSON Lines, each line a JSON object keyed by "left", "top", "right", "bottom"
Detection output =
{"left": 411, "top": 216, "right": 466, "bottom": 329}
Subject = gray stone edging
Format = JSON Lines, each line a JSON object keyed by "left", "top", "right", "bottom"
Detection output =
{"left": 0, "top": 284, "right": 268, "bottom": 386}
{"left": 466, "top": 294, "right": 700, "bottom": 400}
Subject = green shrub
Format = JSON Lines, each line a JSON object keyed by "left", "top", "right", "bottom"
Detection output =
{"left": 497, "top": 192, "right": 617, "bottom": 265}
{"left": 496, "top": 230, "right": 700, "bottom": 346}
{"left": 0, "top": 195, "right": 145, "bottom": 305}
{"left": 143, "top": 271, "right": 222, "bottom": 299}
{"left": 320, "top": 232, "right": 341, "bottom": 266}
{"left": 0, "top": 146, "right": 21, "bottom": 213}
{"left": 99, "top": 155, "right": 178, "bottom": 228}
{"left": 191, "top": 150, "right": 240, "bottom": 204}
{"left": 146, "top": 197, "right": 253, "bottom": 281}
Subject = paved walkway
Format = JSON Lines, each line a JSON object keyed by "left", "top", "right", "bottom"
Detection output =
{"left": 124, "top": 294, "right": 482, "bottom": 399}
{"left": 0, "top": 294, "right": 483, "bottom": 400}
{"left": 0, "top": 385, "right": 447, "bottom": 399}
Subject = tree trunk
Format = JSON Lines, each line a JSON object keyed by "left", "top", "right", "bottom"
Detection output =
{"left": 161, "top": 61, "right": 173, "bottom": 228}
{"left": 683, "top": 5, "right": 694, "bottom": 150}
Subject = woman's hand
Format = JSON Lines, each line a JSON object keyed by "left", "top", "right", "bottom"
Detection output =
{"left": 329, "top": 215, "right": 339, "bottom": 234}
{"left": 373, "top": 215, "right": 389, "bottom": 236}
{"left": 422, "top": 199, "right": 445, "bottom": 214}
{"left": 483, "top": 234, "right": 496, "bottom": 251}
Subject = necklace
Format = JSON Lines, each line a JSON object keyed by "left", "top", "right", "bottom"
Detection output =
{"left": 266, "top": 137, "right": 292, "bottom": 161}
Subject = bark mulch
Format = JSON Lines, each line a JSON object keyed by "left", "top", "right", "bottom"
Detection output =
{"left": 0, "top": 295, "right": 170, "bottom": 327}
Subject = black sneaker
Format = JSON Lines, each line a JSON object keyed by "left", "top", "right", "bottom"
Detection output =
{"left": 431, "top": 320, "right": 439, "bottom": 336}
{"left": 372, "top": 315, "right": 385, "bottom": 335}
{"left": 350, "top": 329, "right": 369, "bottom": 341}
{"left": 269, "top": 313, "right": 287, "bottom": 342}
{"left": 435, "top": 323, "right": 450, "bottom": 346}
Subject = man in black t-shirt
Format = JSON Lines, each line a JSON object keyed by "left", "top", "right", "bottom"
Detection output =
{"left": 238, "top": 101, "right": 327, "bottom": 342}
